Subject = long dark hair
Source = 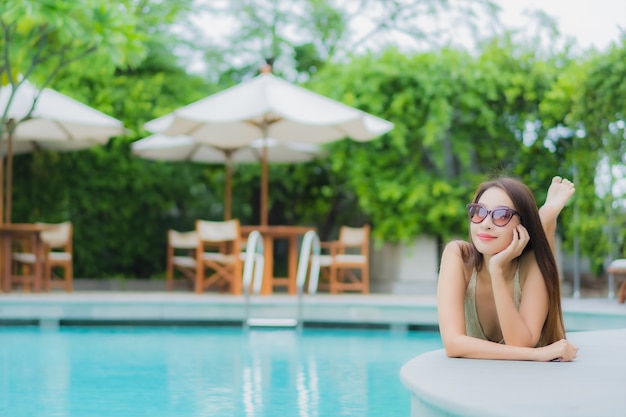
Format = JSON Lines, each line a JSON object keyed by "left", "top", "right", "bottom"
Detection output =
{"left": 460, "top": 177, "right": 565, "bottom": 346}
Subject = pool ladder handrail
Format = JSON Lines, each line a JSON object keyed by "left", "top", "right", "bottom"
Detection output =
{"left": 295, "top": 230, "right": 321, "bottom": 329}
{"left": 296, "top": 230, "right": 321, "bottom": 296}
{"left": 243, "top": 230, "right": 265, "bottom": 325}
{"left": 243, "top": 230, "right": 321, "bottom": 329}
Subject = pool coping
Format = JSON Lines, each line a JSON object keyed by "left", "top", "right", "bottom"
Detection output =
{"left": 0, "top": 292, "right": 438, "bottom": 328}
{"left": 400, "top": 328, "right": 626, "bottom": 417}
{"left": 0, "top": 292, "right": 624, "bottom": 331}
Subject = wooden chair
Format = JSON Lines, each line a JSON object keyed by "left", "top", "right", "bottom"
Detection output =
{"left": 195, "top": 219, "right": 243, "bottom": 294}
{"left": 12, "top": 221, "right": 73, "bottom": 292}
{"left": 166, "top": 229, "right": 198, "bottom": 291}
{"left": 319, "top": 225, "right": 370, "bottom": 294}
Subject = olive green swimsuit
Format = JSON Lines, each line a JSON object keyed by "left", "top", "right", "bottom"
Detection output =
{"left": 464, "top": 265, "right": 522, "bottom": 343}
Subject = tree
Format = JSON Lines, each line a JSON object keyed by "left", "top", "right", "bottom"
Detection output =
{"left": 303, "top": 39, "right": 562, "bottom": 245}
{"left": 0, "top": 0, "right": 144, "bottom": 224}
{"left": 540, "top": 38, "right": 626, "bottom": 274}
{"left": 194, "top": 0, "right": 500, "bottom": 82}
{"left": 10, "top": 0, "right": 218, "bottom": 278}
{"left": 0, "top": 0, "right": 144, "bottom": 137}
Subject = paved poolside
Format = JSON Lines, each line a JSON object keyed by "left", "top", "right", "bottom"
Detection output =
{"left": 0, "top": 292, "right": 439, "bottom": 328}
{"left": 0, "top": 292, "right": 624, "bottom": 331}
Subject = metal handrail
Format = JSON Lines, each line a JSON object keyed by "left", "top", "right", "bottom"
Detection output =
{"left": 296, "top": 230, "right": 321, "bottom": 329}
{"left": 296, "top": 230, "right": 321, "bottom": 296}
{"left": 244, "top": 230, "right": 320, "bottom": 329}
{"left": 243, "top": 230, "right": 264, "bottom": 327}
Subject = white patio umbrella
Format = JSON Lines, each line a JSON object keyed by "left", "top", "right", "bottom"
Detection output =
{"left": 132, "top": 134, "right": 323, "bottom": 219}
{"left": 0, "top": 80, "right": 125, "bottom": 223}
{"left": 144, "top": 66, "right": 393, "bottom": 225}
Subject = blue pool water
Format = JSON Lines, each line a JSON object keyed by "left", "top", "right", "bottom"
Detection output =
{"left": 0, "top": 326, "right": 442, "bottom": 417}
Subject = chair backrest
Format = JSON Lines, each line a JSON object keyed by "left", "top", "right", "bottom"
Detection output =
{"left": 196, "top": 219, "right": 240, "bottom": 243}
{"left": 36, "top": 221, "right": 72, "bottom": 250}
{"left": 339, "top": 225, "right": 370, "bottom": 252}
{"left": 168, "top": 230, "right": 198, "bottom": 249}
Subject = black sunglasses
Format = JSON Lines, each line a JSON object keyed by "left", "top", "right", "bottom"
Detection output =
{"left": 466, "top": 203, "right": 521, "bottom": 227}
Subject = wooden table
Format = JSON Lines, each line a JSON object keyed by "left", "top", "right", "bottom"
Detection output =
{"left": 241, "top": 225, "right": 316, "bottom": 295}
{"left": 0, "top": 223, "right": 51, "bottom": 293}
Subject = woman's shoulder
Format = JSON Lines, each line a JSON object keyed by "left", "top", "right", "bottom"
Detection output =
{"left": 441, "top": 240, "right": 473, "bottom": 285}
{"left": 443, "top": 240, "right": 472, "bottom": 256}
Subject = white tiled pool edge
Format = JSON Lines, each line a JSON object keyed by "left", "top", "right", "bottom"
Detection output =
{"left": 0, "top": 293, "right": 439, "bottom": 328}
{"left": 0, "top": 293, "right": 624, "bottom": 331}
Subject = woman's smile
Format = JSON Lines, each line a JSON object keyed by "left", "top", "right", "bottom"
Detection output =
{"left": 476, "top": 233, "right": 497, "bottom": 241}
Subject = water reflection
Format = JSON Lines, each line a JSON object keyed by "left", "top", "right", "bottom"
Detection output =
{"left": 297, "top": 359, "right": 320, "bottom": 417}
{"left": 242, "top": 348, "right": 264, "bottom": 416}
{"left": 243, "top": 329, "right": 322, "bottom": 417}
{"left": 40, "top": 332, "right": 70, "bottom": 417}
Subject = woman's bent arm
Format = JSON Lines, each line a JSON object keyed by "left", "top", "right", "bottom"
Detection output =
{"left": 442, "top": 332, "right": 576, "bottom": 361}
{"left": 437, "top": 241, "right": 577, "bottom": 361}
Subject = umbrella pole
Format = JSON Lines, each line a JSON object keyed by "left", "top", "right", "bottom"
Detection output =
{"left": 260, "top": 140, "right": 268, "bottom": 226}
{"left": 5, "top": 129, "right": 13, "bottom": 224}
{"left": 225, "top": 152, "right": 232, "bottom": 220}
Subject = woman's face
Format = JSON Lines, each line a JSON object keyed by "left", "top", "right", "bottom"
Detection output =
{"left": 470, "top": 187, "right": 521, "bottom": 256}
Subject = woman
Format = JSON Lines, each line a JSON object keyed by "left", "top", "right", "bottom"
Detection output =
{"left": 437, "top": 176, "right": 579, "bottom": 361}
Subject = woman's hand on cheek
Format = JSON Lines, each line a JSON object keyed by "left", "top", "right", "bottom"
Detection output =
{"left": 489, "top": 225, "right": 530, "bottom": 274}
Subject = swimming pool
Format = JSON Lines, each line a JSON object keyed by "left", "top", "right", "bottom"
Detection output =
{"left": 0, "top": 326, "right": 442, "bottom": 417}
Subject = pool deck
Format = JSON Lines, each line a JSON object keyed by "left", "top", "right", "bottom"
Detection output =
{"left": 0, "top": 291, "right": 441, "bottom": 328}
{"left": 401, "top": 328, "right": 626, "bottom": 417}
{"left": 0, "top": 291, "right": 624, "bottom": 331}
{"left": 1, "top": 291, "right": 625, "bottom": 417}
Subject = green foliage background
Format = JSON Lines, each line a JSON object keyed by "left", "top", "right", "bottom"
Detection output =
{"left": 3, "top": 0, "right": 625, "bottom": 279}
